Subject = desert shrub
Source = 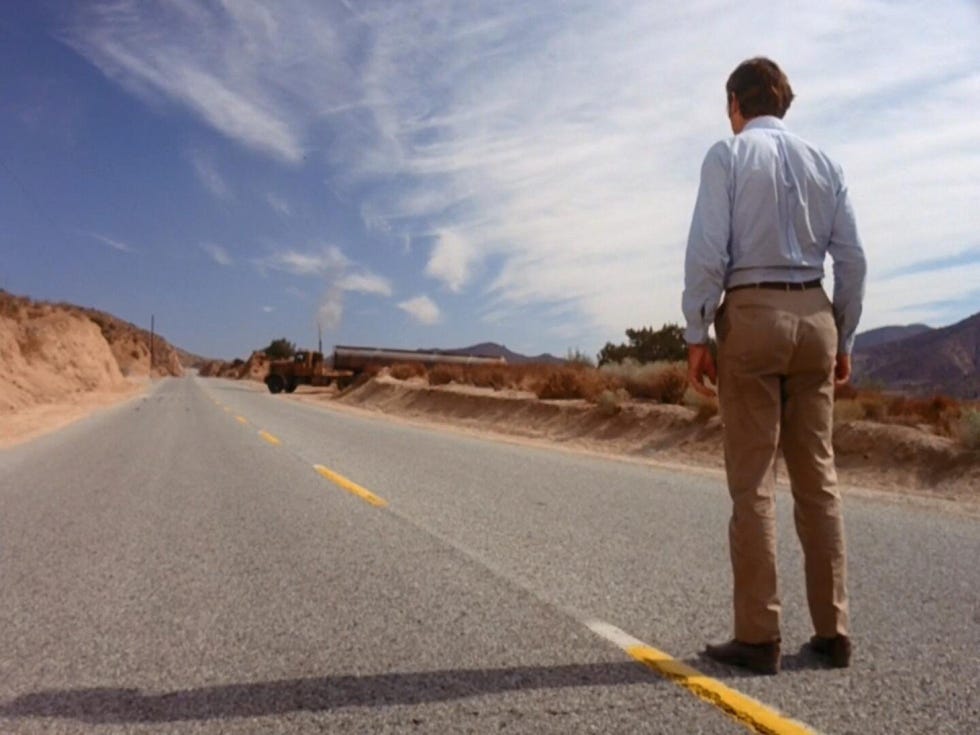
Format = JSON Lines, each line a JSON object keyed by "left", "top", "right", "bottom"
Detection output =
{"left": 533, "top": 366, "right": 606, "bottom": 401}
{"left": 389, "top": 362, "right": 427, "bottom": 380}
{"left": 834, "top": 399, "right": 866, "bottom": 425}
{"left": 510, "top": 363, "right": 557, "bottom": 393}
{"left": 684, "top": 389, "right": 720, "bottom": 421}
{"left": 887, "top": 394, "right": 960, "bottom": 425}
{"left": 0, "top": 291, "right": 21, "bottom": 318}
{"left": 955, "top": 409, "right": 980, "bottom": 450}
{"left": 596, "top": 388, "right": 628, "bottom": 416}
{"left": 600, "top": 360, "right": 688, "bottom": 404}
{"left": 17, "top": 327, "right": 44, "bottom": 357}
{"left": 834, "top": 382, "right": 858, "bottom": 400}
{"left": 565, "top": 348, "right": 595, "bottom": 367}
{"left": 428, "top": 364, "right": 464, "bottom": 386}
{"left": 464, "top": 364, "right": 511, "bottom": 390}
{"left": 859, "top": 395, "right": 887, "bottom": 421}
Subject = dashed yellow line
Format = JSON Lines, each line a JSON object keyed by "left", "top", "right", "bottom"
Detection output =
{"left": 259, "top": 431, "right": 281, "bottom": 446}
{"left": 236, "top": 416, "right": 248, "bottom": 425}
{"left": 314, "top": 464, "right": 388, "bottom": 507}
{"left": 587, "top": 622, "right": 815, "bottom": 735}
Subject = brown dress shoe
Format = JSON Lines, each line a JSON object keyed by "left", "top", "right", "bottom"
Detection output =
{"left": 807, "top": 635, "right": 851, "bottom": 668}
{"left": 704, "top": 639, "right": 780, "bottom": 675}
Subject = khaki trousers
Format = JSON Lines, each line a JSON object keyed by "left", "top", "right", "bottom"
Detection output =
{"left": 716, "top": 287, "right": 849, "bottom": 644}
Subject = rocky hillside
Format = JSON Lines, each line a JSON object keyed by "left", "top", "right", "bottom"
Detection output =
{"left": 853, "top": 324, "right": 932, "bottom": 351}
{"left": 853, "top": 311, "right": 980, "bottom": 398}
{"left": 0, "top": 291, "right": 186, "bottom": 413}
{"left": 79, "top": 307, "right": 186, "bottom": 378}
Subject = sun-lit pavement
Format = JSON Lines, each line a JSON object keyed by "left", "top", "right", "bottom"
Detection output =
{"left": 1, "top": 376, "right": 977, "bottom": 734}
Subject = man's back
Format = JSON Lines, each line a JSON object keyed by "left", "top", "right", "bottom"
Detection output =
{"left": 685, "top": 115, "right": 864, "bottom": 353}
{"left": 721, "top": 117, "right": 846, "bottom": 282}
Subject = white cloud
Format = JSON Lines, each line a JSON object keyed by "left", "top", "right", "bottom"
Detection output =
{"left": 425, "top": 229, "right": 475, "bottom": 293}
{"left": 89, "top": 232, "right": 134, "bottom": 253}
{"left": 337, "top": 272, "right": 392, "bottom": 296}
{"left": 262, "top": 305, "right": 275, "bottom": 313}
{"left": 398, "top": 295, "right": 441, "bottom": 325}
{"left": 266, "top": 193, "right": 291, "bottom": 216}
{"left": 66, "top": 1, "right": 980, "bottom": 341}
{"left": 189, "top": 151, "right": 232, "bottom": 199}
{"left": 201, "top": 241, "right": 232, "bottom": 266}
{"left": 255, "top": 246, "right": 349, "bottom": 276}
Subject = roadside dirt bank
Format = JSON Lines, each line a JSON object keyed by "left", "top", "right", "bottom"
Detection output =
{"left": 285, "top": 376, "right": 980, "bottom": 515}
{"left": 0, "top": 381, "right": 147, "bottom": 449}
{"left": 0, "top": 291, "right": 184, "bottom": 449}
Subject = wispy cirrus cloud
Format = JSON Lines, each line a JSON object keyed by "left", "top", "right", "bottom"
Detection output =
{"left": 201, "top": 242, "right": 232, "bottom": 266}
{"left": 88, "top": 232, "right": 135, "bottom": 253}
{"left": 254, "top": 246, "right": 350, "bottom": 277}
{"left": 266, "top": 193, "right": 291, "bottom": 217}
{"left": 66, "top": 0, "right": 980, "bottom": 342}
{"left": 189, "top": 152, "right": 232, "bottom": 200}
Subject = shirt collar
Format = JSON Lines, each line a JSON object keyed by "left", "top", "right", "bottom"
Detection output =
{"left": 742, "top": 116, "right": 787, "bottom": 132}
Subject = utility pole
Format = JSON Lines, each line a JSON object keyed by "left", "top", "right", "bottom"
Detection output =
{"left": 150, "top": 314, "right": 155, "bottom": 376}
{"left": 318, "top": 321, "right": 323, "bottom": 355}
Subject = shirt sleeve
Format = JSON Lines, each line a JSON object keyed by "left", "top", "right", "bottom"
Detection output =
{"left": 827, "top": 172, "right": 867, "bottom": 354}
{"left": 682, "top": 142, "right": 731, "bottom": 345}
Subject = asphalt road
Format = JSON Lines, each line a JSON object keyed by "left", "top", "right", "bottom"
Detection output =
{"left": 0, "top": 376, "right": 976, "bottom": 734}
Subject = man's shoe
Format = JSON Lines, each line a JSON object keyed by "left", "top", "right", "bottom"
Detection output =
{"left": 807, "top": 635, "right": 851, "bottom": 668}
{"left": 704, "top": 639, "right": 780, "bottom": 675}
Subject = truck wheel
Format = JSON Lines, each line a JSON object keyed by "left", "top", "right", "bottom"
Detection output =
{"left": 285, "top": 379, "right": 297, "bottom": 393}
{"left": 266, "top": 374, "right": 285, "bottom": 394}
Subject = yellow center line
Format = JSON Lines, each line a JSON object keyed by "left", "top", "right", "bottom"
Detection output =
{"left": 587, "top": 622, "right": 816, "bottom": 735}
{"left": 314, "top": 464, "right": 388, "bottom": 508}
{"left": 236, "top": 416, "right": 248, "bottom": 425}
{"left": 258, "top": 430, "right": 281, "bottom": 445}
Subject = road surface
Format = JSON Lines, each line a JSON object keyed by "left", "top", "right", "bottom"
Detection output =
{"left": 1, "top": 377, "right": 977, "bottom": 733}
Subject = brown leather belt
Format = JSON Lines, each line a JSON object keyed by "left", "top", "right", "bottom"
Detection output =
{"left": 726, "top": 279, "right": 822, "bottom": 294}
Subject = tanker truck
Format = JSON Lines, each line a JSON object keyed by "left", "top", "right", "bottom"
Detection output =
{"left": 264, "top": 345, "right": 505, "bottom": 394}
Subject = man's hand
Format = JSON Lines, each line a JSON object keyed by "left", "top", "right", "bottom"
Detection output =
{"left": 687, "top": 344, "right": 718, "bottom": 397}
{"left": 834, "top": 353, "right": 851, "bottom": 385}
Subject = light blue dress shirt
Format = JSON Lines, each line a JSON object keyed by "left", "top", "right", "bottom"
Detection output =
{"left": 682, "top": 116, "right": 867, "bottom": 353}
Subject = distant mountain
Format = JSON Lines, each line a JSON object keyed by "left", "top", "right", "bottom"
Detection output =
{"left": 439, "top": 342, "right": 566, "bottom": 365}
{"left": 853, "top": 324, "right": 933, "bottom": 351}
{"left": 852, "top": 312, "right": 980, "bottom": 398}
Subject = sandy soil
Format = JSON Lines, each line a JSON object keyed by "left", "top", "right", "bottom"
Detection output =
{"left": 0, "top": 381, "right": 147, "bottom": 449}
{"left": 0, "top": 292, "right": 173, "bottom": 449}
{"left": 285, "top": 376, "right": 980, "bottom": 516}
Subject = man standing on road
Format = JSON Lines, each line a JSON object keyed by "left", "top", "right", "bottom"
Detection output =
{"left": 682, "top": 57, "right": 867, "bottom": 675}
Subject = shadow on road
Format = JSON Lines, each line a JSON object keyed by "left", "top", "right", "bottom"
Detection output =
{"left": 0, "top": 661, "right": 660, "bottom": 724}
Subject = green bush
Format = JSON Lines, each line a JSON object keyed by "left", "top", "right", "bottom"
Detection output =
{"left": 261, "top": 338, "right": 296, "bottom": 360}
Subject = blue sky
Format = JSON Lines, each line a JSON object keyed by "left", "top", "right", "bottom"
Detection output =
{"left": 2, "top": 0, "right": 978, "bottom": 360}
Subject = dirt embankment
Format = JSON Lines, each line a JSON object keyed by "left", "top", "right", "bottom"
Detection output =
{"left": 199, "top": 351, "right": 269, "bottom": 381}
{"left": 285, "top": 375, "right": 979, "bottom": 509}
{"left": 0, "top": 291, "right": 187, "bottom": 446}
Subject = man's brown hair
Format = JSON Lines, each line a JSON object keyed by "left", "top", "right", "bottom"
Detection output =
{"left": 726, "top": 57, "right": 794, "bottom": 119}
